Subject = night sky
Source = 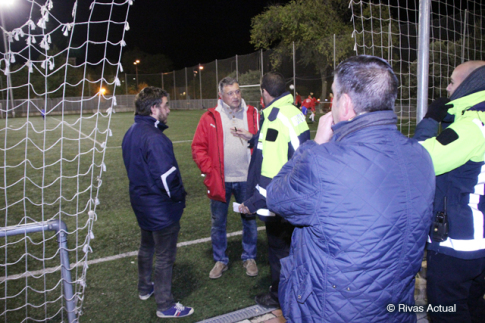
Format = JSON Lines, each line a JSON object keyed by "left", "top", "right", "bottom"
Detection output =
{"left": 0, "top": 0, "right": 291, "bottom": 70}
{"left": 1, "top": 0, "right": 468, "bottom": 71}
{"left": 124, "top": 0, "right": 292, "bottom": 69}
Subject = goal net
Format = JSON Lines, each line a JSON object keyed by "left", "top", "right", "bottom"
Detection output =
{"left": 0, "top": 0, "right": 131, "bottom": 321}
{"left": 350, "top": 0, "right": 485, "bottom": 137}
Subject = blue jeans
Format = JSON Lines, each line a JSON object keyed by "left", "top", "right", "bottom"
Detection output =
{"left": 210, "top": 182, "right": 257, "bottom": 264}
{"left": 138, "top": 221, "right": 180, "bottom": 311}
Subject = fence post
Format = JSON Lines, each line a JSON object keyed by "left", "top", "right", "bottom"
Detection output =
{"left": 333, "top": 34, "right": 336, "bottom": 71}
{"left": 173, "top": 70, "right": 176, "bottom": 101}
{"left": 292, "top": 41, "right": 296, "bottom": 97}
{"left": 216, "top": 59, "right": 219, "bottom": 98}
{"left": 416, "top": 0, "right": 431, "bottom": 123}
{"left": 462, "top": 9, "right": 467, "bottom": 63}
{"left": 185, "top": 68, "right": 188, "bottom": 100}
{"left": 236, "top": 55, "right": 238, "bottom": 81}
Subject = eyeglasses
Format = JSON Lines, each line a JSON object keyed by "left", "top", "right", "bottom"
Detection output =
{"left": 224, "top": 90, "right": 241, "bottom": 97}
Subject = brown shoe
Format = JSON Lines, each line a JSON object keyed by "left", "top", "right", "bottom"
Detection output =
{"left": 209, "top": 261, "right": 228, "bottom": 279}
{"left": 243, "top": 259, "right": 258, "bottom": 277}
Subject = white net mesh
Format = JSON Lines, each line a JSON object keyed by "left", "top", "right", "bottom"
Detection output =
{"left": 351, "top": 0, "right": 419, "bottom": 136}
{"left": 350, "top": 0, "right": 485, "bottom": 136}
{"left": 0, "top": 0, "right": 131, "bottom": 321}
{"left": 427, "top": 1, "right": 485, "bottom": 98}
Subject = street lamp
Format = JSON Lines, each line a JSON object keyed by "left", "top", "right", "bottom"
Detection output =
{"left": 193, "top": 70, "right": 198, "bottom": 99}
{"left": 199, "top": 64, "right": 203, "bottom": 100}
{"left": 133, "top": 59, "right": 140, "bottom": 88}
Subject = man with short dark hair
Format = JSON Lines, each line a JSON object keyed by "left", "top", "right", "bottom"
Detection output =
{"left": 414, "top": 61, "right": 485, "bottom": 323}
{"left": 235, "top": 71, "right": 310, "bottom": 308}
{"left": 267, "top": 56, "right": 435, "bottom": 322}
{"left": 122, "top": 87, "right": 193, "bottom": 318}
{"left": 192, "top": 77, "right": 260, "bottom": 279}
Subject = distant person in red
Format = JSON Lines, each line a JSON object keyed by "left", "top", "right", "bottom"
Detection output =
{"left": 294, "top": 92, "right": 302, "bottom": 109}
{"left": 259, "top": 96, "right": 265, "bottom": 110}
{"left": 309, "top": 93, "right": 318, "bottom": 122}
{"left": 301, "top": 94, "right": 317, "bottom": 122}
{"left": 301, "top": 95, "right": 312, "bottom": 115}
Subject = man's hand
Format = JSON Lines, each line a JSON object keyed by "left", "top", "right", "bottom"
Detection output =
{"left": 238, "top": 202, "right": 251, "bottom": 214}
{"left": 314, "top": 112, "right": 334, "bottom": 144}
{"left": 425, "top": 97, "right": 452, "bottom": 122}
{"left": 230, "top": 127, "right": 253, "bottom": 141}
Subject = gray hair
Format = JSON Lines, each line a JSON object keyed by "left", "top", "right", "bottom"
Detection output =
{"left": 334, "top": 55, "right": 398, "bottom": 114}
{"left": 218, "top": 77, "right": 239, "bottom": 94}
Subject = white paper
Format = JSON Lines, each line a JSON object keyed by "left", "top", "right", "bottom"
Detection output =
{"left": 233, "top": 202, "right": 275, "bottom": 216}
{"left": 257, "top": 209, "right": 275, "bottom": 217}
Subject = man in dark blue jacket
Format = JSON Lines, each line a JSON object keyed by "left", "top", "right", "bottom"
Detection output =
{"left": 122, "top": 87, "right": 193, "bottom": 318}
{"left": 267, "top": 56, "right": 435, "bottom": 322}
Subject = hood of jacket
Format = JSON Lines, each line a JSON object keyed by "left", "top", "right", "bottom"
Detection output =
{"left": 448, "top": 90, "right": 485, "bottom": 120}
{"left": 262, "top": 92, "right": 294, "bottom": 117}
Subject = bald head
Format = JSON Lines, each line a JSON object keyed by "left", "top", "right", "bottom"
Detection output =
{"left": 447, "top": 61, "right": 485, "bottom": 96}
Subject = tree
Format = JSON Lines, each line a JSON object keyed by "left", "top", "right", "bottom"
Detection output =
{"left": 226, "top": 70, "right": 262, "bottom": 103}
{"left": 250, "top": 0, "right": 355, "bottom": 98}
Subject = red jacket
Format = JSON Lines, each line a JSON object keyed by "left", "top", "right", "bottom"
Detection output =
{"left": 191, "top": 100, "right": 259, "bottom": 202}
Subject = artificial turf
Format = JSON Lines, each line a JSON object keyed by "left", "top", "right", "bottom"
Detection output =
{"left": 1, "top": 109, "right": 416, "bottom": 322}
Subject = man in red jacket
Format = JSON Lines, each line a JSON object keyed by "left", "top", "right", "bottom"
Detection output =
{"left": 192, "top": 77, "right": 260, "bottom": 279}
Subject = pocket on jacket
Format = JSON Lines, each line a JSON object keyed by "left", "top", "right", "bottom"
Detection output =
{"left": 279, "top": 256, "right": 294, "bottom": 316}
{"left": 203, "top": 170, "right": 214, "bottom": 189}
{"left": 294, "top": 265, "right": 313, "bottom": 304}
{"left": 280, "top": 256, "right": 293, "bottom": 283}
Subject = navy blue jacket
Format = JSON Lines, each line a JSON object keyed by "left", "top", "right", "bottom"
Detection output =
{"left": 122, "top": 115, "right": 186, "bottom": 231}
{"left": 267, "top": 111, "right": 435, "bottom": 322}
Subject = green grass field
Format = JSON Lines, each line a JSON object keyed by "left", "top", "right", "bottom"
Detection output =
{"left": 0, "top": 109, "right": 417, "bottom": 322}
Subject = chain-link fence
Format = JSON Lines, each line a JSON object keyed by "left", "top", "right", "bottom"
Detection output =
{"left": 118, "top": 47, "right": 332, "bottom": 111}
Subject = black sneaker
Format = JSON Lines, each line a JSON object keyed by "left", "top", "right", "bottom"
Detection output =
{"left": 255, "top": 292, "right": 279, "bottom": 308}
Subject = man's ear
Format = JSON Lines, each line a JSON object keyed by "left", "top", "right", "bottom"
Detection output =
{"left": 341, "top": 93, "right": 356, "bottom": 120}
{"left": 261, "top": 88, "right": 269, "bottom": 100}
{"left": 150, "top": 105, "right": 157, "bottom": 116}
